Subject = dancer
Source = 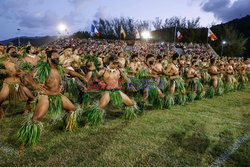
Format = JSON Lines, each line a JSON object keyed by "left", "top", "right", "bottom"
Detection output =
{"left": 17, "top": 50, "right": 78, "bottom": 147}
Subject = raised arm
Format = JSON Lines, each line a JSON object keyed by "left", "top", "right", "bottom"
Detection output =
{"left": 164, "top": 65, "right": 173, "bottom": 76}
{"left": 66, "top": 69, "right": 87, "bottom": 83}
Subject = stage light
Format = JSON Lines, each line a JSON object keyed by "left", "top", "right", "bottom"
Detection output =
{"left": 141, "top": 31, "right": 152, "bottom": 40}
{"left": 58, "top": 23, "right": 67, "bottom": 33}
{"left": 222, "top": 40, "right": 226, "bottom": 45}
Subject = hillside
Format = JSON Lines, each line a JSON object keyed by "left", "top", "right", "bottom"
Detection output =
{"left": 0, "top": 36, "right": 56, "bottom": 47}
{"left": 212, "top": 15, "right": 250, "bottom": 57}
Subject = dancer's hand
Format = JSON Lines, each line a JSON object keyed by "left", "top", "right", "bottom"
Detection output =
{"left": 35, "top": 84, "right": 47, "bottom": 94}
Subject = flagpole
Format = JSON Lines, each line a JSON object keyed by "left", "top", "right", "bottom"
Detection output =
{"left": 174, "top": 25, "right": 177, "bottom": 43}
{"left": 206, "top": 28, "right": 209, "bottom": 45}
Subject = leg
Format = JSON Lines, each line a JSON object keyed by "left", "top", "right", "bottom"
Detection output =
{"left": 212, "top": 78, "right": 218, "bottom": 89}
{"left": 62, "top": 95, "right": 76, "bottom": 112}
{"left": 0, "top": 83, "right": 10, "bottom": 119}
{"left": 157, "top": 88, "right": 164, "bottom": 98}
{"left": 22, "top": 86, "right": 35, "bottom": 99}
{"left": 227, "top": 75, "right": 232, "bottom": 85}
{"left": 32, "top": 95, "right": 49, "bottom": 122}
{"left": 22, "top": 86, "right": 35, "bottom": 114}
{"left": 119, "top": 91, "right": 134, "bottom": 106}
{"left": 170, "top": 81, "right": 175, "bottom": 96}
{"left": 98, "top": 92, "right": 110, "bottom": 109}
{"left": 142, "top": 87, "right": 149, "bottom": 101}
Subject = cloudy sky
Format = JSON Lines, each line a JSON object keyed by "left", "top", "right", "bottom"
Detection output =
{"left": 0, "top": 0, "right": 249, "bottom": 40}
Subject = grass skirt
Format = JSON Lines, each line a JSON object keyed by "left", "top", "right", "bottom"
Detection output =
{"left": 66, "top": 78, "right": 79, "bottom": 102}
{"left": 123, "top": 104, "right": 139, "bottom": 120}
{"left": 175, "top": 77, "right": 186, "bottom": 94}
{"left": 164, "top": 95, "right": 175, "bottom": 109}
{"left": 65, "top": 111, "right": 77, "bottom": 132}
{"left": 175, "top": 94, "right": 187, "bottom": 105}
{"left": 48, "top": 95, "right": 63, "bottom": 120}
{"left": 196, "top": 79, "right": 204, "bottom": 100}
{"left": 175, "top": 77, "right": 187, "bottom": 105}
{"left": 7, "top": 83, "right": 27, "bottom": 102}
{"left": 237, "top": 75, "right": 249, "bottom": 90}
{"left": 187, "top": 78, "right": 204, "bottom": 101}
{"left": 17, "top": 120, "right": 43, "bottom": 146}
{"left": 215, "top": 78, "right": 224, "bottom": 96}
{"left": 110, "top": 90, "right": 123, "bottom": 107}
{"left": 81, "top": 93, "right": 90, "bottom": 107}
{"left": 206, "top": 86, "right": 215, "bottom": 98}
{"left": 85, "top": 103, "right": 105, "bottom": 126}
{"left": 224, "top": 82, "right": 232, "bottom": 94}
{"left": 187, "top": 91, "right": 197, "bottom": 102}
{"left": 201, "top": 70, "right": 211, "bottom": 85}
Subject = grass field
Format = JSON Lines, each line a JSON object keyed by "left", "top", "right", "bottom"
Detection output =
{"left": 0, "top": 87, "right": 250, "bottom": 167}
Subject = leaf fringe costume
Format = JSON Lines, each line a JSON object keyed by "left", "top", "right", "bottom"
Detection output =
{"left": 17, "top": 120, "right": 43, "bottom": 146}
{"left": 174, "top": 77, "right": 187, "bottom": 105}
{"left": 17, "top": 61, "right": 77, "bottom": 147}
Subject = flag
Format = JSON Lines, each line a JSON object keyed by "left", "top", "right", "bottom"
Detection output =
{"left": 208, "top": 28, "right": 218, "bottom": 41}
{"left": 177, "top": 31, "right": 183, "bottom": 40}
{"left": 91, "top": 24, "right": 100, "bottom": 36}
{"left": 134, "top": 29, "right": 140, "bottom": 39}
{"left": 120, "top": 26, "right": 126, "bottom": 39}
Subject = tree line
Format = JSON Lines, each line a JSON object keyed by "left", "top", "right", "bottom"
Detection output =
{"left": 71, "top": 16, "right": 249, "bottom": 58}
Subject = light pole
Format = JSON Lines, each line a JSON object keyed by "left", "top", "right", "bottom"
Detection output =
{"left": 221, "top": 40, "right": 226, "bottom": 56}
{"left": 174, "top": 24, "right": 177, "bottom": 43}
{"left": 17, "top": 28, "right": 21, "bottom": 47}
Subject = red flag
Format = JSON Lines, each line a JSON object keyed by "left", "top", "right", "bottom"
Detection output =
{"left": 177, "top": 31, "right": 183, "bottom": 40}
{"left": 208, "top": 28, "right": 218, "bottom": 41}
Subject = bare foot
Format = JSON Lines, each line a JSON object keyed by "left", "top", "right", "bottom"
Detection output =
{"left": 84, "top": 124, "right": 90, "bottom": 129}
{"left": 19, "top": 144, "right": 25, "bottom": 152}
{"left": 159, "top": 93, "right": 165, "bottom": 98}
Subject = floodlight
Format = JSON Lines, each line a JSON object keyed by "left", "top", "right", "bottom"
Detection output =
{"left": 141, "top": 31, "right": 152, "bottom": 39}
{"left": 58, "top": 23, "right": 67, "bottom": 33}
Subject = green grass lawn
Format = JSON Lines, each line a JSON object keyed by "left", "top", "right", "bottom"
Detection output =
{"left": 0, "top": 87, "right": 250, "bottom": 167}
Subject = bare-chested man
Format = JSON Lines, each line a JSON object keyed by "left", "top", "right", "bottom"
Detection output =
{"left": 139, "top": 55, "right": 165, "bottom": 108}
{"left": 187, "top": 60, "right": 203, "bottom": 101}
{"left": 18, "top": 50, "right": 77, "bottom": 147}
{"left": 98, "top": 56, "right": 135, "bottom": 107}
{"left": 0, "top": 46, "right": 34, "bottom": 119}
{"left": 236, "top": 60, "right": 248, "bottom": 89}
{"left": 179, "top": 56, "right": 186, "bottom": 77}
{"left": 165, "top": 53, "right": 180, "bottom": 95}
{"left": 129, "top": 54, "right": 140, "bottom": 75}
{"left": 208, "top": 58, "right": 220, "bottom": 89}
{"left": 225, "top": 59, "right": 235, "bottom": 86}
{"left": 187, "top": 61, "right": 201, "bottom": 80}
{"left": 24, "top": 45, "right": 40, "bottom": 67}
{"left": 85, "top": 56, "right": 137, "bottom": 126}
